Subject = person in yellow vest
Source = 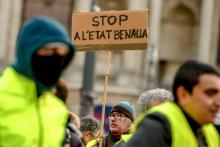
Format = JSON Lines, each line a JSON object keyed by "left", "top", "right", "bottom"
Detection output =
{"left": 87, "top": 101, "right": 135, "bottom": 147}
{"left": 115, "top": 60, "right": 220, "bottom": 147}
{"left": 0, "top": 16, "right": 75, "bottom": 146}
{"left": 115, "top": 88, "right": 173, "bottom": 146}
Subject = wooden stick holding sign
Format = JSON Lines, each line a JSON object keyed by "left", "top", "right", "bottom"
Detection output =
{"left": 72, "top": 9, "right": 149, "bottom": 143}
{"left": 99, "top": 51, "right": 111, "bottom": 145}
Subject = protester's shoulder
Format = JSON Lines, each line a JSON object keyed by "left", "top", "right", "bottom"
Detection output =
{"left": 0, "top": 67, "right": 28, "bottom": 88}
{"left": 147, "top": 112, "right": 169, "bottom": 123}
{"left": 0, "top": 68, "right": 11, "bottom": 90}
{"left": 137, "top": 112, "right": 170, "bottom": 133}
{"left": 128, "top": 112, "right": 172, "bottom": 146}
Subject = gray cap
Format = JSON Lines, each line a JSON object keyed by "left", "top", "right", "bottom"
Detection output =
{"left": 111, "top": 101, "right": 135, "bottom": 122}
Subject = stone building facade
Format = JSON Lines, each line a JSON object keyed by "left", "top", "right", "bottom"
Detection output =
{"left": 0, "top": 0, "right": 219, "bottom": 113}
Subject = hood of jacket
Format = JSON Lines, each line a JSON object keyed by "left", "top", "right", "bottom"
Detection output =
{"left": 12, "top": 16, "right": 74, "bottom": 93}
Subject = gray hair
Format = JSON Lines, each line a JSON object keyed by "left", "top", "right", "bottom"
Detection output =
{"left": 137, "top": 88, "right": 173, "bottom": 113}
{"left": 80, "top": 116, "right": 99, "bottom": 136}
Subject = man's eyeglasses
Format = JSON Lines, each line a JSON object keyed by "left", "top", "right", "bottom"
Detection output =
{"left": 109, "top": 113, "right": 126, "bottom": 120}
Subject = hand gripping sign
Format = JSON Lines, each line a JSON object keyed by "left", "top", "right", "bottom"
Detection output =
{"left": 72, "top": 10, "right": 149, "bottom": 142}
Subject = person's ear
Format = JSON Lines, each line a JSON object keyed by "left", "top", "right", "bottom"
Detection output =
{"left": 176, "top": 86, "right": 190, "bottom": 106}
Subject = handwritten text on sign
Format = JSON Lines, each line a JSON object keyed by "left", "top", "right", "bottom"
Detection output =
{"left": 72, "top": 10, "right": 149, "bottom": 51}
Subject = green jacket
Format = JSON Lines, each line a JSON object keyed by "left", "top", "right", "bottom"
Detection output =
{"left": 138, "top": 102, "right": 219, "bottom": 147}
{"left": 0, "top": 67, "right": 68, "bottom": 147}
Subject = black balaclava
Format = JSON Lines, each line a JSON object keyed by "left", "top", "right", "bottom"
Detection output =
{"left": 31, "top": 42, "right": 74, "bottom": 95}
{"left": 32, "top": 53, "right": 66, "bottom": 87}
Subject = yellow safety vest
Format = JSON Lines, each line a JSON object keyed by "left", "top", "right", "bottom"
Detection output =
{"left": 133, "top": 102, "right": 219, "bottom": 147}
{"left": 0, "top": 67, "right": 68, "bottom": 147}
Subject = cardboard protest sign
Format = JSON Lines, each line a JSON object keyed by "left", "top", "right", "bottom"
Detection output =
{"left": 72, "top": 10, "right": 149, "bottom": 51}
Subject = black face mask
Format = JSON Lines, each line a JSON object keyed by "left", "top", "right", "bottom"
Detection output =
{"left": 32, "top": 53, "right": 65, "bottom": 86}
